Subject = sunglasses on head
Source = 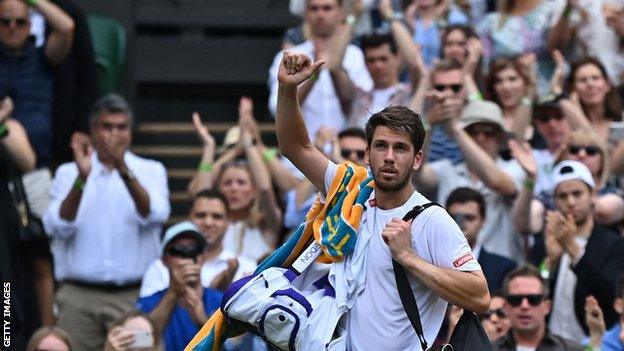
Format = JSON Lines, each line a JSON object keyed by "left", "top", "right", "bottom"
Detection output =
{"left": 479, "top": 307, "right": 506, "bottom": 320}
{"left": 0, "top": 16, "right": 28, "bottom": 27}
{"left": 506, "top": 294, "right": 544, "bottom": 307}
{"left": 340, "top": 148, "right": 365, "bottom": 160}
{"left": 433, "top": 84, "right": 463, "bottom": 93}
{"left": 568, "top": 145, "right": 600, "bottom": 156}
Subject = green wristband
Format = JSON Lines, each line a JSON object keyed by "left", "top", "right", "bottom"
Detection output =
{"left": 524, "top": 177, "right": 535, "bottom": 190}
{"left": 27, "top": 0, "right": 38, "bottom": 6}
{"left": 467, "top": 92, "right": 483, "bottom": 102}
{"left": 0, "top": 124, "right": 8, "bottom": 139}
{"left": 198, "top": 162, "right": 213, "bottom": 172}
{"left": 262, "top": 148, "right": 278, "bottom": 162}
{"left": 74, "top": 177, "right": 85, "bottom": 191}
{"left": 538, "top": 260, "right": 549, "bottom": 279}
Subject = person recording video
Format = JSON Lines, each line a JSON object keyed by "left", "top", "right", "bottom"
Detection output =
{"left": 136, "top": 221, "right": 223, "bottom": 351}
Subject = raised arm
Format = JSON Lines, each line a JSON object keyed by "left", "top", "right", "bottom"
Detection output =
{"left": 326, "top": 18, "right": 359, "bottom": 115}
{"left": 509, "top": 140, "right": 544, "bottom": 234}
{"left": 187, "top": 112, "right": 217, "bottom": 197}
{"left": 446, "top": 120, "right": 517, "bottom": 196}
{"left": 378, "top": 0, "right": 425, "bottom": 86}
{"left": 35, "top": 0, "right": 75, "bottom": 65}
{"left": 239, "top": 98, "right": 282, "bottom": 242}
{"left": 0, "top": 98, "right": 35, "bottom": 172}
{"left": 547, "top": 1, "right": 578, "bottom": 52}
{"left": 276, "top": 52, "right": 330, "bottom": 194}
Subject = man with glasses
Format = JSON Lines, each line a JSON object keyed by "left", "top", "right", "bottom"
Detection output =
{"left": 414, "top": 100, "right": 527, "bottom": 262}
{"left": 446, "top": 187, "right": 517, "bottom": 293}
{"left": 494, "top": 264, "right": 583, "bottom": 350}
{"left": 43, "top": 95, "right": 171, "bottom": 351}
{"left": 528, "top": 161, "right": 624, "bottom": 345}
{"left": 267, "top": 0, "right": 372, "bottom": 137}
{"left": 0, "top": 0, "right": 74, "bottom": 204}
{"left": 137, "top": 221, "right": 223, "bottom": 351}
{"left": 481, "top": 292, "right": 512, "bottom": 341}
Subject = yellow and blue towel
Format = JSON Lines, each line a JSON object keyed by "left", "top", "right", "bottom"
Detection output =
{"left": 185, "top": 162, "right": 374, "bottom": 351}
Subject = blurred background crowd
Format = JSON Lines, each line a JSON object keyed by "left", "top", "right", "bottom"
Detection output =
{"left": 2, "top": 0, "right": 624, "bottom": 350}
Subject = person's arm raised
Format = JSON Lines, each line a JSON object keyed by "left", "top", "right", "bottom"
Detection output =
{"left": 445, "top": 118, "right": 517, "bottom": 196}
{"left": 34, "top": 0, "right": 75, "bottom": 65}
{"left": 276, "top": 52, "right": 330, "bottom": 194}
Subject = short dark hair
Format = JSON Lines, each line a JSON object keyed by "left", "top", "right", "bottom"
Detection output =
{"left": 364, "top": 106, "right": 426, "bottom": 152}
{"left": 502, "top": 264, "right": 549, "bottom": 297}
{"left": 360, "top": 33, "right": 398, "bottom": 55}
{"left": 445, "top": 187, "right": 486, "bottom": 219}
{"left": 89, "top": 94, "right": 133, "bottom": 127}
{"left": 305, "top": 0, "right": 343, "bottom": 7}
{"left": 338, "top": 127, "right": 366, "bottom": 141}
{"left": 193, "top": 189, "right": 229, "bottom": 212}
{"left": 430, "top": 59, "right": 464, "bottom": 82}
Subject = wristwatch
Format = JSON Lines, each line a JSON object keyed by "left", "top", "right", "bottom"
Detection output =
{"left": 120, "top": 169, "right": 136, "bottom": 182}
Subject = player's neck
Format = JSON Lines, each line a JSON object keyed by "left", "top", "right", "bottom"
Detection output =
{"left": 375, "top": 183, "right": 415, "bottom": 210}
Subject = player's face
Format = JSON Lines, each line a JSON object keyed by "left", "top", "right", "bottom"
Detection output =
{"left": 366, "top": 126, "right": 421, "bottom": 192}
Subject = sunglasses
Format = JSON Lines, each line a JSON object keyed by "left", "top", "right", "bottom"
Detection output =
{"left": 465, "top": 125, "right": 499, "bottom": 138}
{"left": 506, "top": 294, "right": 544, "bottom": 307}
{"left": 433, "top": 84, "right": 463, "bottom": 93}
{"left": 568, "top": 145, "right": 600, "bottom": 156}
{"left": 0, "top": 16, "right": 28, "bottom": 27}
{"left": 340, "top": 148, "right": 365, "bottom": 160}
{"left": 480, "top": 307, "right": 506, "bottom": 320}
{"left": 166, "top": 245, "right": 203, "bottom": 260}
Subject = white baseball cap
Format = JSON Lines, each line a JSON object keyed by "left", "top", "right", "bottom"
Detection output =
{"left": 161, "top": 220, "right": 206, "bottom": 251}
{"left": 551, "top": 160, "right": 595, "bottom": 194}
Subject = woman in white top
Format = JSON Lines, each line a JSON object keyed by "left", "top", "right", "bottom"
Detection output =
{"left": 188, "top": 97, "right": 282, "bottom": 262}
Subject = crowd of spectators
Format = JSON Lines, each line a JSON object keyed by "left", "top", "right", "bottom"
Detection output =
{"left": 2, "top": 0, "right": 624, "bottom": 350}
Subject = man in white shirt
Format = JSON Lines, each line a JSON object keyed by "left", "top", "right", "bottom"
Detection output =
{"left": 267, "top": 0, "right": 373, "bottom": 137}
{"left": 140, "top": 189, "right": 256, "bottom": 297}
{"left": 275, "top": 51, "right": 489, "bottom": 349}
{"left": 43, "top": 94, "right": 171, "bottom": 351}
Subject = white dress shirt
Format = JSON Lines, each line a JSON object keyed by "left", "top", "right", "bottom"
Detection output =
{"left": 268, "top": 40, "right": 373, "bottom": 137}
{"left": 43, "top": 152, "right": 170, "bottom": 285}
{"left": 139, "top": 250, "right": 257, "bottom": 297}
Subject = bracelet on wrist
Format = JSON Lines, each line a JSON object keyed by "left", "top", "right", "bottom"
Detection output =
{"left": 262, "top": 148, "right": 278, "bottom": 162}
{"left": 521, "top": 96, "right": 533, "bottom": 107}
{"left": 523, "top": 177, "right": 535, "bottom": 190}
{"left": 0, "top": 123, "right": 8, "bottom": 139}
{"left": 538, "top": 260, "right": 550, "bottom": 279}
{"left": 73, "top": 177, "right": 85, "bottom": 191}
{"left": 467, "top": 92, "right": 483, "bottom": 102}
{"left": 198, "top": 162, "right": 213, "bottom": 172}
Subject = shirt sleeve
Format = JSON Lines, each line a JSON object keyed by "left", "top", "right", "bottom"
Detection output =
{"left": 267, "top": 50, "right": 283, "bottom": 117}
{"left": 135, "top": 161, "right": 171, "bottom": 227}
{"left": 418, "top": 207, "right": 481, "bottom": 272}
{"left": 42, "top": 163, "right": 80, "bottom": 240}
{"left": 344, "top": 45, "right": 373, "bottom": 92}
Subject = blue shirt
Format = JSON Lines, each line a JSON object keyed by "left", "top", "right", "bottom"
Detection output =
{"left": 603, "top": 322, "right": 624, "bottom": 351}
{"left": 412, "top": 7, "right": 469, "bottom": 67}
{"left": 0, "top": 39, "right": 53, "bottom": 167}
{"left": 137, "top": 288, "right": 223, "bottom": 351}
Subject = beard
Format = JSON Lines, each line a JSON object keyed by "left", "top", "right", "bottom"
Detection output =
{"left": 371, "top": 166, "right": 413, "bottom": 192}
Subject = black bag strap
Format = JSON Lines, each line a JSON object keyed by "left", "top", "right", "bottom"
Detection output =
{"left": 393, "top": 202, "right": 441, "bottom": 351}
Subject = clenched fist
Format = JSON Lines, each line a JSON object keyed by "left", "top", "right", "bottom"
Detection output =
{"left": 278, "top": 51, "right": 325, "bottom": 87}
